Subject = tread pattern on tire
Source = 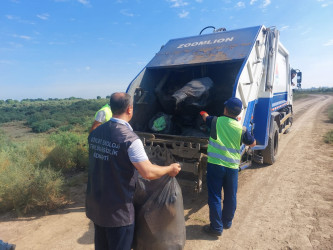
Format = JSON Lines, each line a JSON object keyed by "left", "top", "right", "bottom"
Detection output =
{"left": 262, "top": 121, "right": 279, "bottom": 165}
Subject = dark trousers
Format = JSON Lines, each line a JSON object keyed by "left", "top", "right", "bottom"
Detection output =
{"left": 94, "top": 223, "right": 134, "bottom": 250}
{"left": 207, "top": 162, "right": 238, "bottom": 233}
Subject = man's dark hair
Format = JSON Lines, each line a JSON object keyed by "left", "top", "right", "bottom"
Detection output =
{"left": 224, "top": 97, "right": 242, "bottom": 117}
{"left": 110, "top": 93, "right": 132, "bottom": 115}
{"left": 225, "top": 107, "right": 239, "bottom": 117}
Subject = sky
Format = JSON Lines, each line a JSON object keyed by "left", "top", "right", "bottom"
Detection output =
{"left": 1, "top": 0, "right": 333, "bottom": 100}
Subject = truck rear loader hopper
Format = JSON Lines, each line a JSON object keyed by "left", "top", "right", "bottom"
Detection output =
{"left": 126, "top": 25, "right": 301, "bottom": 192}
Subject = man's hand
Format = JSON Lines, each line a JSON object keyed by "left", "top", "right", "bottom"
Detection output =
{"left": 249, "top": 139, "right": 256, "bottom": 147}
{"left": 133, "top": 160, "right": 181, "bottom": 180}
{"left": 168, "top": 163, "right": 181, "bottom": 177}
{"left": 200, "top": 111, "right": 209, "bottom": 122}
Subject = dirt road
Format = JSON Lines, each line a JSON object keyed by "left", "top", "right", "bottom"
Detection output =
{"left": 1, "top": 95, "right": 332, "bottom": 249}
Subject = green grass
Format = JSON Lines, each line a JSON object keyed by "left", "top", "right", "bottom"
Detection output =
{"left": 293, "top": 87, "right": 333, "bottom": 101}
{"left": 293, "top": 92, "right": 309, "bottom": 101}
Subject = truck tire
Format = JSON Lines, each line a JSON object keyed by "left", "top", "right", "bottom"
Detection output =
{"left": 262, "top": 121, "right": 279, "bottom": 165}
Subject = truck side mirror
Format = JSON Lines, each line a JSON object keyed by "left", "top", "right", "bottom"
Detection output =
{"left": 297, "top": 72, "right": 302, "bottom": 84}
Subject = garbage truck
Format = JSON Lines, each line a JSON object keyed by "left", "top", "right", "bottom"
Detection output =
{"left": 126, "top": 25, "right": 302, "bottom": 192}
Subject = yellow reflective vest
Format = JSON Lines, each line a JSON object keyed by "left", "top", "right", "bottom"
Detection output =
{"left": 95, "top": 104, "right": 112, "bottom": 123}
{"left": 207, "top": 116, "right": 242, "bottom": 169}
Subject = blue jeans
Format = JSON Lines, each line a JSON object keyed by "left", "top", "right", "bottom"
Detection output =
{"left": 94, "top": 223, "right": 134, "bottom": 250}
{"left": 207, "top": 162, "right": 238, "bottom": 233}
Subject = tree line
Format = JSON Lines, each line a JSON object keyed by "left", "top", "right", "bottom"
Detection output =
{"left": 0, "top": 97, "right": 110, "bottom": 133}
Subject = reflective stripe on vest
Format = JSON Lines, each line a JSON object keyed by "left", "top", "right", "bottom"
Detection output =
{"left": 209, "top": 140, "right": 241, "bottom": 154}
{"left": 207, "top": 116, "right": 242, "bottom": 169}
{"left": 207, "top": 152, "right": 240, "bottom": 164}
{"left": 95, "top": 104, "right": 112, "bottom": 122}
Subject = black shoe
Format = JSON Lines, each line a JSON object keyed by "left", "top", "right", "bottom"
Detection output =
{"left": 203, "top": 225, "right": 222, "bottom": 236}
{"left": 223, "top": 224, "right": 232, "bottom": 230}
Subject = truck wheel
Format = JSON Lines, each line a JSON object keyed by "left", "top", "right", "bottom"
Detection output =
{"left": 284, "top": 116, "right": 293, "bottom": 134}
{"left": 262, "top": 121, "right": 279, "bottom": 165}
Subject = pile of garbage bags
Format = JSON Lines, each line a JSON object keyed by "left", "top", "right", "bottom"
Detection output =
{"left": 150, "top": 77, "right": 213, "bottom": 136}
{"left": 155, "top": 77, "right": 213, "bottom": 115}
{"left": 171, "top": 77, "right": 213, "bottom": 110}
{"left": 133, "top": 175, "right": 186, "bottom": 250}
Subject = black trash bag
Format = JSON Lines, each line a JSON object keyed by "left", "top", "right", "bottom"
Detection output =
{"left": 172, "top": 77, "right": 213, "bottom": 126}
{"left": 133, "top": 175, "right": 186, "bottom": 250}
{"left": 181, "top": 127, "right": 208, "bottom": 137}
{"left": 155, "top": 82, "right": 179, "bottom": 114}
{"left": 155, "top": 77, "right": 213, "bottom": 115}
{"left": 179, "top": 114, "right": 210, "bottom": 137}
{"left": 172, "top": 77, "right": 213, "bottom": 109}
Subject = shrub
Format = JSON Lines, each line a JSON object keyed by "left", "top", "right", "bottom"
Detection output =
{"left": 30, "top": 119, "right": 62, "bottom": 133}
{"left": 0, "top": 98, "right": 108, "bottom": 134}
{"left": 0, "top": 130, "right": 13, "bottom": 148}
{"left": 323, "top": 104, "right": 333, "bottom": 145}
{"left": 21, "top": 139, "right": 53, "bottom": 166}
{"left": 0, "top": 133, "right": 66, "bottom": 214}
{"left": 68, "top": 117, "right": 81, "bottom": 125}
{"left": 324, "top": 130, "right": 333, "bottom": 144}
{"left": 31, "top": 121, "right": 51, "bottom": 133}
{"left": 46, "top": 132, "right": 89, "bottom": 171}
{"left": 328, "top": 104, "right": 333, "bottom": 123}
{"left": 59, "top": 124, "right": 74, "bottom": 132}
{"left": 0, "top": 163, "right": 66, "bottom": 214}
{"left": 293, "top": 92, "right": 308, "bottom": 101}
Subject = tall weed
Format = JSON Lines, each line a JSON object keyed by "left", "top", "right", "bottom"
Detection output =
{"left": 328, "top": 104, "right": 333, "bottom": 123}
{"left": 47, "top": 132, "right": 88, "bottom": 171}
{"left": 0, "top": 131, "right": 66, "bottom": 214}
{"left": 324, "top": 131, "right": 333, "bottom": 144}
{"left": 0, "top": 164, "right": 65, "bottom": 214}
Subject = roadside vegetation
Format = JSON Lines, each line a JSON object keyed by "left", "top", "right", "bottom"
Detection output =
{"left": 324, "top": 104, "right": 333, "bottom": 144}
{"left": 0, "top": 130, "right": 89, "bottom": 215}
{"left": 293, "top": 88, "right": 333, "bottom": 144}
{"left": 0, "top": 97, "right": 109, "bottom": 133}
{"left": 0, "top": 97, "right": 108, "bottom": 215}
{"left": 1, "top": 92, "right": 331, "bottom": 214}
{"left": 293, "top": 87, "right": 333, "bottom": 100}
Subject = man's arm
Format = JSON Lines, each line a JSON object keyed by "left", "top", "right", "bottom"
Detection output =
{"left": 242, "top": 128, "right": 256, "bottom": 147}
{"left": 89, "top": 110, "right": 106, "bottom": 133}
{"left": 200, "top": 111, "right": 215, "bottom": 128}
{"left": 132, "top": 161, "right": 181, "bottom": 180}
{"left": 129, "top": 139, "right": 181, "bottom": 180}
{"left": 89, "top": 120, "right": 102, "bottom": 133}
{"left": 200, "top": 111, "right": 209, "bottom": 122}
{"left": 248, "top": 139, "right": 256, "bottom": 147}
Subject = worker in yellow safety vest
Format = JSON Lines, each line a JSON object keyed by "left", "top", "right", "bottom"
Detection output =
{"left": 90, "top": 103, "right": 112, "bottom": 133}
{"left": 200, "top": 97, "right": 256, "bottom": 237}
